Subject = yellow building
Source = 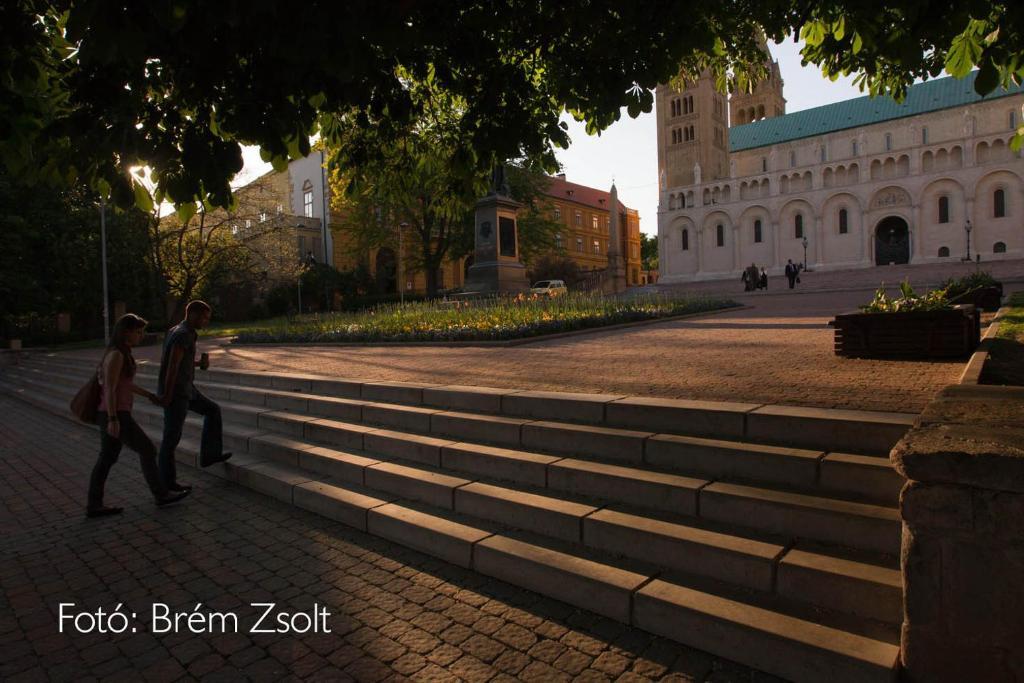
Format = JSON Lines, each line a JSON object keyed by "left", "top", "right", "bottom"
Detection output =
{"left": 330, "top": 174, "right": 645, "bottom": 294}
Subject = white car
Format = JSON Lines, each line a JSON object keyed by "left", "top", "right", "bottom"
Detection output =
{"left": 530, "top": 280, "right": 568, "bottom": 297}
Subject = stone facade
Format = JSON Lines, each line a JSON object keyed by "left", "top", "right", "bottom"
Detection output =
{"left": 657, "top": 64, "right": 1024, "bottom": 283}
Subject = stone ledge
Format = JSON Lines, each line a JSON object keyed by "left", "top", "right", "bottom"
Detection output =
{"left": 892, "top": 385, "right": 1024, "bottom": 494}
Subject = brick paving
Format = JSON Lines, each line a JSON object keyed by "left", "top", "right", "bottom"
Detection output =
{"left": 0, "top": 396, "right": 777, "bottom": 682}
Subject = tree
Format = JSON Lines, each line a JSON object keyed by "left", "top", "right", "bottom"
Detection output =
{"left": 640, "top": 232, "right": 659, "bottom": 271}
{"left": 3, "top": 2, "right": 1022, "bottom": 214}
{"left": 328, "top": 81, "right": 562, "bottom": 298}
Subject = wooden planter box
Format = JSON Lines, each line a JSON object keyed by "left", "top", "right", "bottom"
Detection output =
{"left": 948, "top": 285, "right": 1003, "bottom": 312}
{"left": 832, "top": 305, "right": 981, "bottom": 358}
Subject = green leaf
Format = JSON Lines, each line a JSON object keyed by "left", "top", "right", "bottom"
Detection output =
{"left": 946, "top": 31, "right": 982, "bottom": 78}
{"left": 801, "top": 20, "right": 827, "bottom": 48}
{"left": 974, "top": 59, "right": 999, "bottom": 95}
{"left": 851, "top": 32, "right": 863, "bottom": 55}
{"left": 176, "top": 202, "right": 197, "bottom": 224}
{"left": 832, "top": 17, "right": 846, "bottom": 41}
{"left": 133, "top": 181, "right": 154, "bottom": 212}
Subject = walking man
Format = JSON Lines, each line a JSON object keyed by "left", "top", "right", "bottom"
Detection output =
{"left": 157, "top": 300, "right": 232, "bottom": 491}
{"left": 785, "top": 259, "right": 798, "bottom": 289}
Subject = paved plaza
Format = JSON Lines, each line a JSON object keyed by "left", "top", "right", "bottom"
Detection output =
{"left": 0, "top": 396, "right": 772, "bottom": 682}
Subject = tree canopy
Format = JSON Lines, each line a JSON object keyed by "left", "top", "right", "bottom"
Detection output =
{"left": 2, "top": 0, "right": 1022, "bottom": 212}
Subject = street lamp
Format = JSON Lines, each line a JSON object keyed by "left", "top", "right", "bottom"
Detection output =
{"left": 801, "top": 236, "right": 809, "bottom": 271}
{"left": 962, "top": 219, "right": 973, "bottom": 262}
{"left": 99, "top": 198, "right": 110, "bottom": 345}
{"left": 398, "top": 222, "right": 408, "bottom": 305}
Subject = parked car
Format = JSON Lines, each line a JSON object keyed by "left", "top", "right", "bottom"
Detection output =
{"left": 530, "top": 280, "right": 568, "bottom": 297}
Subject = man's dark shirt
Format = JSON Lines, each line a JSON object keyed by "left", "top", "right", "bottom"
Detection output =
{"left": 158, "top": 322, "right": 197, "bottom": 399}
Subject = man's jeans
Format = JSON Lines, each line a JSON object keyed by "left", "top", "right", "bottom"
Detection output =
{"left": 158, "top": 386, "right": 224, "bottom": 486}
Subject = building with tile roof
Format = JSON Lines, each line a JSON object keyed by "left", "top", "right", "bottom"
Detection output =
{"left": 657, "top": 54, "right": 1024, "bottom": 283}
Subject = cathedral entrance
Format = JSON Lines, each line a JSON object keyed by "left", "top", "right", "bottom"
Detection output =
{"left": 874, "top": 216, "right": 910, "bottom": 266}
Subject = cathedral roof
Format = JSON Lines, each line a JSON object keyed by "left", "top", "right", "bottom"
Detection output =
{"left": 729, "top": 70, "right": 1023, "bottom": 152}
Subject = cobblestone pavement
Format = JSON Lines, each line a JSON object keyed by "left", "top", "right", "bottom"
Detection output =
{"left": 0, "top": 396, "right": 774, "bottom": 682}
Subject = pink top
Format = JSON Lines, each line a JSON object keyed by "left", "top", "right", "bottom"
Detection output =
{"left": 97, "top": 352, "right": 135, "bottom": 413}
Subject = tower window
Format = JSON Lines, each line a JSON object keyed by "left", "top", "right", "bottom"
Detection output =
{"left": 794, "top": 213, "right": 804, "bottom": 239}
{"left": 938, "top": 196, "right": 949, "bottom": 224}
{"left": 994, "top": 241, "right": 1007, "bottom": 253}
{"left": 754, "top": 219, "right": 762, "bottom": 243}
{"left": 716, "top": 224, "right": 724, "bottom": 247}
{"left": 839, "top": 208, "right": 848, "bottom": 234}
{"left": 790, "top": 151, "right": 796, "bottom": 168}
{"left": 885, "top": 133, "right": 892, "bottom": 151}
{"left": 852, "top": 140, "right": 858, "bottom": 156}
{"left": 761, "top": 158, "right": 767, "bottom": 173}
{"left": 922, "top": 127, "right": 928, "bottom": 145}
{"left": 938, "top": 246, "right": 950, "bottom": 257}
{"left": 681, "top": 229, "right": 689, "bottom": 251}
{"left": 820, "top": 146, "right": 827, "bottom": 163}
{"left": 1011, "top": 110, "right": 1017, "bottom": 130}
{"left": 994, "top": 189, "right": 1005, "bottom": 218}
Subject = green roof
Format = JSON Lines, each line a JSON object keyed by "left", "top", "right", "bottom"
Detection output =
{"left": 729, "top": 71, "right": 1023, "bottom": 152}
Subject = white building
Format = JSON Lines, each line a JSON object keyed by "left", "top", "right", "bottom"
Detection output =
{"left": 657, "top": 66, "right": 1024, "bottom": 282}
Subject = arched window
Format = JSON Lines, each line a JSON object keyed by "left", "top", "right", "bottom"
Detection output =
{"left": 716, "top": 224, "right": 725, "bottom": 247}
{"left": 794, "top": 213, "right": 804, "bottom": 239}
{"left": 754, "top": 219, "right": 763, "bottom": 243}
{"left": 938, "top": 196, "right": 950, "bottom": 224}
{"left": 302, "top": 179, "right": 314, "bottom": 218}
{"left": 839, "top": 208, "right": 848, "bottom": 234}
{"left": 938, "top": 246, "right": 950, "bottom": 257}
{"left": 994, "top": 241, "right": 1007, "bottom": 253}
{"left": 994, "top": 189, "right": 1006, "bottom": 218}
{"left": 681, "top": 229, "right": 689, "bottom": 251}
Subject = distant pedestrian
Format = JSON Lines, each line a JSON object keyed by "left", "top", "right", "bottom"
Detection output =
{"left": 741, "top": 269, "right": 751, "bottom": 291}
{"left": 785, "top": 259, "right": 798, "bottom": 289}
{"left": 759, "top": 267, "right": 768, "bottom": 290}
{"left": 88, "top": 314, "right": 189, "bottom": 517}
{"left": 157, "top": 300, "right": 232, "bottom": 493}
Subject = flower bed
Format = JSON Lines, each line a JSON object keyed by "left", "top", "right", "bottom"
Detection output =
{"left": 234, "top": 293, "right": 737, "bottom": 344}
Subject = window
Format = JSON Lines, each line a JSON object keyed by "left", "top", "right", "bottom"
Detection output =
{"left": 671, "top": 128, "right": 678, "bottom": 144}
{"left": 631, "top": 244, "right": 639, "bottom": 258}
{"left": 794, "top": 213, "right": 804, "bottom": 239}
{"left": 922, "top": 127, "right": 928, "bottom": 145}
{"left": 820, "top": 146, "right": 827, "bottom": 163}
{"left": 276, "top": 203, "right": 283, "bottom": 214}
{"left": 938, "top": 196, "right": 949, "bottom": 224}
{"left": 231, "top": 224, "right": 239, "bottom": 236}
{"left": 789, "top": 151, "right": 796, "bottom": 168}
{"left": 575, "top": 237, "right": 583, "bottom": 253}
{"left": 716, "top": 224, "right": 724, "bottom": 247}
{"left": 593, "top": 240, "right": 601, "bottom": 255}
{"left": 885, "top": 133, "right": 892, "bottom": 151}
{"left": 555, "top": 233, "right": 563, "bottom": 249}
{"left": 259, "top": 211, "right": 268, "bottom": 223}
{"left": 681, "top": 229, "right": 689, "bottom": 251}
{"left": 592, "top": 215, "right": 599, "bottom": 230}
{"left": 938, "top": 246, "right": 950, "bottom": 257}
{"left": 753, "top": 219, "right": 762, "bottom": 243}
{"left": 994, "top": 241, "right": 1007, "bottom": 253}
{"left": 688, "top": 125, "right": 694, "bottom": 140}
{"left": 852, "top": 140, "right": 858, "bottom": 156}
{"left": 994, "top": 189, "right": 1006, "bottom": 218}
{"left": 1011, "top": 110, "right": 1018, "bottom": 130}
{"left": 553, "top": 207, "right": 561, "bottom": 220}
{"left": 839, "top": 208, "right": 848, "bottom": 234}
{"left": 303, "top": 190, "right": 314, "bottom": 218}
{"left": 761, "top": 158, "right": 767, "bottom": 173}
{"left": 574, "top": 211, "right": 581, "bottom": 226}
{"left": 245, "top": 219, "right": 252, "bottom": 229}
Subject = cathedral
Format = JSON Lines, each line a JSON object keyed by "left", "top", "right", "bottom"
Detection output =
{"left": 656, "top": 47, "right": 1024, "bottom": 282}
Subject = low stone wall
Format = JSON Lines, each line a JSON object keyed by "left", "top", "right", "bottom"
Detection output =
{"left": 891, "top": 383, "right": 1024, "bottom": 682}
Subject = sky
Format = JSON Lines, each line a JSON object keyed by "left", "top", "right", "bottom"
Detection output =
{"left": 235, "top": 38, "right": 868, "bottom": 235}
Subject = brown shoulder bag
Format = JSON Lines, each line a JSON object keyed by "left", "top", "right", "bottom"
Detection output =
{"left": 69, "top": 361, "right": 102, "bottom": 424}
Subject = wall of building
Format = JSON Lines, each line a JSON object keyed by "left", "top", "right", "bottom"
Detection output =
{"left": 658, "top": 95, "right": 1024, "bottom": 282}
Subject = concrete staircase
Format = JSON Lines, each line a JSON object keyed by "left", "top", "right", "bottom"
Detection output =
{"left": 0, "top": 354, "right": 917, "bottom": 682}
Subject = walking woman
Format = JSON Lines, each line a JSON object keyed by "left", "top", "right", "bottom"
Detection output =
{"left": 88, "top": 314, "right": 190, "bottom": 517}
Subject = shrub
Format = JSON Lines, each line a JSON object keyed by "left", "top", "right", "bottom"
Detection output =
{"left": 861, "top": 280, "right": 951, "bottom": 313}
{"left": 939, "top": 271, "right": 1001, "bottom": 300}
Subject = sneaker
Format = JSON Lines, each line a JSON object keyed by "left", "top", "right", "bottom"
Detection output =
{"left": 155, "top": 489, "right": 190, "bottom": 507}
{"left": 86, "top": 506, "right": 123, "bottom": 518}
{"left": 200, "top": 452, "right": 233, "bottom": 468}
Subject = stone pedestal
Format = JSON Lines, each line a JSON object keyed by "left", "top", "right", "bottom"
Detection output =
{"left": 464, "top": 194, "right": 529, "bottom": 295}
{"left": 891, "top": 384, "right": 1024, "bottom": 682}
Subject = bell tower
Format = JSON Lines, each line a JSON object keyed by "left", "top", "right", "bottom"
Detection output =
{"left": 729, "top": 39, "right": 786, "bottom": 126}
{"left": 656, "top": 70, "right": 731, "bottom": 191}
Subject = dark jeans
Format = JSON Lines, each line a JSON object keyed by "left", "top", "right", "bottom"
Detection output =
{"left": 787, "top": 275, "right": 796, "bottom": 289}
{"left": 158, "top": 386, "right": 223, "bottom": 486}
{"left": 89, "top": 411, "right": 167, "bottom": 509}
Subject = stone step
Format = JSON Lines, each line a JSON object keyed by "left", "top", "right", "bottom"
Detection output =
{"left": 0, "top": 378, "right": 903, "bottom": 680}
{"left": 4, "top": 366, "right": 903, "bottom": 553}
{"left": 17, "top": 355, "right": 916, "bottom": 455}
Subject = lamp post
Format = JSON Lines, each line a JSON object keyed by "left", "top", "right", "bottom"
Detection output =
{"left": 99, "top": 198, "right": 110, "bottom": 345}
{"left": 398, "top": 222, "right": 408, "bottom": 305}
{"left": 801, "top": 236, "right": 808, "bottom": 271}
{"left": 962, "top": 219, "right": 973, "bottom": 262}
